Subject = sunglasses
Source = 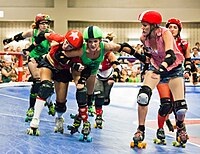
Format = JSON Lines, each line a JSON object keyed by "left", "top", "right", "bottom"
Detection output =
{"left": 39, "top": 21, "right": 49, "bottom": 25}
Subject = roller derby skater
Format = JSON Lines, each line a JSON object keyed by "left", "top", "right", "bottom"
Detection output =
{"left": 25, "top": 28, "right": 84, "bottom": 135}
{"left": 121, "top": 10, "right": 188, "bottom": 149}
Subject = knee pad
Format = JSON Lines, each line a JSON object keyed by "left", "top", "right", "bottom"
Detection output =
{"left": 55, "top": 101, "right": 67, "bottom": 113}
{"left": 38, "top": 80, "right": 54, "bottom": 100}
{"left": 95, "top": 91, "right": 104, "bottom": 108}
{"left": 174, "top": 99, "right": 188, "bottom": 121}
{"left": 76, "top": 87, "right": 87, "bottom": 107}
{"left": 158, "top": 98, "right": 172, "bottom": 117}
{"left": 137, "top": 85, "right": 152, "bottom": 106}
{"left": 30, "top": 79, "right": 41, "bottom": 95}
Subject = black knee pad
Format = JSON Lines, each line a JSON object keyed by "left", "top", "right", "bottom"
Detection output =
{"left": 95, "top": 92, "right": 104, "bottom": 108}
{"left": 174, "top": 99, "right": 188, "bottom": 121}
{"left": 30, "top": 79, "right": 41, "bottom": 95}
{"left": 55, "top": 101, "right": 67, "bottom": 113}
{"left": 158, "top": 98, "right": 172, "bottom": 117}
{"left": 38, "top": 80, "right": 54, "bottom": 100}
{"left": 137, "top": 85, "right": 152, "bottom": 106}
{"left": 76, "top": 87, "right": 87, "bottom": 107}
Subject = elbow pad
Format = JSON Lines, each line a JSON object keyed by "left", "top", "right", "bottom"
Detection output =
{"left": 164, "top": 49, "right": 176, "bottom": 67}
{"left": 14, "top": 32, "right": 25, "bottom": 42}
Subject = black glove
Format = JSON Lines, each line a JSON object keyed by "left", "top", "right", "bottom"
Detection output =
{"left": 22, "top": 44, "right": 36, "bottom": 55}
{"left": 184, "top": 67, "right": 191, "bottom": 76}
{"left": 71, "top": 63, "right": 84, "bottom": 72}
{"left": 153, "top": 65, "right": 167, "bottom": 76}
{"left": 3, "top": 38, "right": 13, "bottom": 45}
{"left": 35, "top": 31, "right": 46, "bottom": 44}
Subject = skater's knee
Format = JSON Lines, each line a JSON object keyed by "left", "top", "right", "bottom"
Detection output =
{"left": 158, "top": 98, "right": 172, "bottom": 117}
{"left": 137, "top": 86, "right": 152, "bottom": 106}
{"left": 94, "top": 91, "right": 104, "bottom": 107}
{"left": 38, "top": 80, "right": 54, "bottom": 100}
{"left": 55, "top": 101, "right": 67, "bottom": 113}
{"left": 30, "top": 79, "right": 41, "bottom": 95}
{"left": 174, "top": 99, "right": 187, "bottom": 121}
{"left": 76, "top": 87, "right": 87, "bottom": 106}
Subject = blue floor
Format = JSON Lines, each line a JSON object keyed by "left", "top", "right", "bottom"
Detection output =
{"left": 0, "top": 82, "right": 200, "bottom": 154}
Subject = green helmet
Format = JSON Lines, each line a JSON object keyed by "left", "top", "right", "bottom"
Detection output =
{"left": 83, "top": 26, "right": 103, "bottom": 40}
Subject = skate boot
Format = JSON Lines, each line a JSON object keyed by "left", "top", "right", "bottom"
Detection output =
{"left": 172, "top": 124, "right": 189, "bottom": 148}
{"left": 27, "top": 118, "right": 40, "bottom": 136}
{"left": 94, "top": 114, "right": 104, "bottom": 129}
{"left": 25, "top": 107, "right": 34, "bottom": 122}
{"left": 153, "top": 128, "right": 166, "bottom": 145}
{"left": 45, "top": 102, "right": 55, "bottom": 116}
{"left": 67, "top": 114, "right": 82, "bottom": 135}
{"left": 166, "top": 119, "right": 174, "bottom": 132}
{"left": 79, "top": 121, "right": 92, "bottom": 142}
{"left": 54, "top": 117, "right": 64, "bottom": 134}
{"left": 88, "top": 106, "right": 95, "bottom": 117}
{"left": 130, "top": 129, "right": 146, "bottom": 148}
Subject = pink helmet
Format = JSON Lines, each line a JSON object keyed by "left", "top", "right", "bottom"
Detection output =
{"left": 166, "top": 18, "right": 182, "bottom": 31}
{"left": 65, "top": 30, "right": 83, "bottom": 49}
{"left": 138, "top": 10, "right": 162, "bottom": 24}
{"left": 35, "top": 13, "right": 51, "bottom": 23}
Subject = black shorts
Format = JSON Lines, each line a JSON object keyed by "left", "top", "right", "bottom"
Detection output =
{"left": 39, "top": 57, "right": 73, "bottom": 83}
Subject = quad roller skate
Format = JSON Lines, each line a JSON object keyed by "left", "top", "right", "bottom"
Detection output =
{"left": 27, "top": 118, "right": 40, "bottom": 136}
{"left": 79, "top": 121, "right": 92, "bottom": 142}
{"left": 94, "top": 114, "right": 104, "bottom": 129}
{"left": 166, "top": 119, "right": 174, "bottom": 132}
{"left": 45, "top": 102, "right": 55, "bottom": 116}
{"left": 88, "top": 106, "right": 95, "bottom": 117}
{"left": 153, "top": 128, "right": 166, "bottom": 145}
{"left": 54, "top": 117, "right": 64, "bottom": 134}
{"left": 172, "top": 125, "right": 189, "bottom": 148}
{"left": 67, "top": 114, "right": 82, "bottom": 135}
{"left": 25, "top": 107, "right": 34, "bottom": 122}
{"left": 130, "top": 129, "right": 146, "bottom": 149}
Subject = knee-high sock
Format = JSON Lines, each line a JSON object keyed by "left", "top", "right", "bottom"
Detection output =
{"left": 33, "top": 98, "right": 45, "bottom": 119}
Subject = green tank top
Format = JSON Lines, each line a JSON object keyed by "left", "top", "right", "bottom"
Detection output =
{"left": 81, "top": 42, "right": 105, "bottom": 75}
{"left": 29, "top": 29, "right": 50, "bottom": 59}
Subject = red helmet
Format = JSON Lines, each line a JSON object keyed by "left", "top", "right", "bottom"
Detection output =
{"left": 65, "top": 30, "right": 83, "bottom": 49}
{"left": 138, "top": 10, "right": 162, "bottom": 24}
{"left": 166, "top": 18, "right": 182, "bottom": 31}
{"left": 35, "top": 13, "right": 51, "bottom": 23}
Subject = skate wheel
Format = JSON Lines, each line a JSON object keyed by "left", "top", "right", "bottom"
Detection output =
{"left": 87, "top": 136, "right": 92, "bottom": 142}
{"left": 94, "top": 124, "right": 97, "bottom": 128}
{"left": 25, "top": 117, "right": 29, "bottom": 122}
{"left": 130, "top": 142, "right": 135, "bottom": 148}
{"left": 35, "top": 129, "right": 40, "bottom": 136}
{"left": 27, "top": 128, "right": 33, "bottom": 135}
{"left": 172, "top": 141, "right": 180, "bottom": 147}
{"left": 79, "top": 134, "right": 84, "bottom": 141}
{"left": 138, "top": 142, "right": 147, "bottom": 148}
{"left": 182, "top": 144, "right": 186, "bottom": 148}
{"left": 54, "top": 127, "right": 58, "bottom": 133}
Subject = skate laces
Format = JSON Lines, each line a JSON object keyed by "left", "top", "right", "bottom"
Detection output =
{"left": 157, "top": 128, "right": 165, "bottom": 139}
{"left": 177, "top": 125, "right": 189, "bottom": 143}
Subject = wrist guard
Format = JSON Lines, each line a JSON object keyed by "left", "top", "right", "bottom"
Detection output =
{"left": 14, "top": 32, "right": 25, "bottom": 42}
